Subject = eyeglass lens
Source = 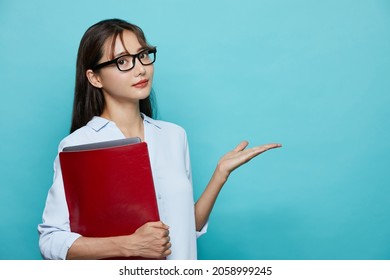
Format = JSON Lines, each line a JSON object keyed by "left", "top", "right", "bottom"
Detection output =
{"left": 117, "top": 50, "right": 155, "bottom": 71}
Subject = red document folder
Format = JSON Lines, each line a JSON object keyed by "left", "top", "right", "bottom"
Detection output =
{"left": 59, "top": 140, "right": 161, "bottom": 259}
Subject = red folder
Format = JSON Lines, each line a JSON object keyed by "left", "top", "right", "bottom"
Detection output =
{"left": 59, "top": 140, "right": 161, "bottom": 259}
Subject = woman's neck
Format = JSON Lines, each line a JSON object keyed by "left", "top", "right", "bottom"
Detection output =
{"left": 101, "top": 104, "right": 144, "bottom": 140}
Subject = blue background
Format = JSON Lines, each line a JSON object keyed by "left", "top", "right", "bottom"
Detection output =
{"left": 0, "top": 0, "right": 389, "bottom": 260}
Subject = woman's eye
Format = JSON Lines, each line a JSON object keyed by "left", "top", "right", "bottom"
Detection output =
{"left": 139, "top": 51, "right": 149, "bottom": 59}
{"left": 117, "top": 57, "right": 131, "bottom": 65}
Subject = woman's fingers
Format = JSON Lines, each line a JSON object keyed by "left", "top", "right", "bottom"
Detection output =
{"left": 233, "top": 141, "right": 249, "bottom": 152}
{"left": 253, "top": 143, "right": 282, "bottom": 153}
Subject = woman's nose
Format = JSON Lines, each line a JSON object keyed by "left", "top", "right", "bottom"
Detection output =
{"left": 133, "top": 59, "right": 146, "bottom": 76}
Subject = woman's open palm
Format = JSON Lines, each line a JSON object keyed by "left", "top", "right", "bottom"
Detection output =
{"left": 218, "top": 141, "right": 282, "bottom": 177}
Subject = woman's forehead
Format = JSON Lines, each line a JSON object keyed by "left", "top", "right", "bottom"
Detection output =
{"left": 104, "top": 30, "right": 144, "bottom": 58}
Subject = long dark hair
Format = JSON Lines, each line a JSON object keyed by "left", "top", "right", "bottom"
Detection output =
{"left": 70, "top": 19, "right": 155, "bottom": 133}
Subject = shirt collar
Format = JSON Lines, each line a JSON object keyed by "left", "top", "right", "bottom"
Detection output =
{"left": 141, "top": 113, "right": 161, "bottom": 129}
{"left": 87, "top": 116, "right": 111, "bottom": 132}
{"left": 86, "top": 113, "right": 161, "bottom": 132}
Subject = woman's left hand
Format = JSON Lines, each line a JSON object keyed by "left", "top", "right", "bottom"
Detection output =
{"left": 194, "top": 141, "right": 282, "bottom": 230}
{"left": 217, "top": 141, "right": 282, "bottom": 180}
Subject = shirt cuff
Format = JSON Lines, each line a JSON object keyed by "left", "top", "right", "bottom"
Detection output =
{"left": 196, "top": 220, "right": 209, "bottom": 238}
{"left": 59, "top": 232, "right": 82, "bottom": 260}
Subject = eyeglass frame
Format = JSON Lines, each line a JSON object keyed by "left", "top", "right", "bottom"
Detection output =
{"left": 91, "top": 47, "right": 157, "bottom": 72}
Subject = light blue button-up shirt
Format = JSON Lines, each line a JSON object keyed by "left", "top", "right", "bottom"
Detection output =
{"left": 38, "top": 114, "right": 207, "bottom": 260}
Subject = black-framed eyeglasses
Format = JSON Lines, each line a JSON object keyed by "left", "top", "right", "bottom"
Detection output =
{"left": 92, "top": 47, "right": 157, "bottom": 72}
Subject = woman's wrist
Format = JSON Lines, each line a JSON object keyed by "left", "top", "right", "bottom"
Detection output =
{"left": 113, "top": 235, "right": 138, "bottom": 258}
{"left": 214, "top": 163, "right": 230, "bottom": 185}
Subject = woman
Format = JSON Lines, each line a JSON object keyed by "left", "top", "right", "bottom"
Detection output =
{"left": 38, "top": 18, "right": 281, "bottom": 260}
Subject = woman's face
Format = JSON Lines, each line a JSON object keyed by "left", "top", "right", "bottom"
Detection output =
{"left": 93, "top": 30, "right": 154, "bottom": 105}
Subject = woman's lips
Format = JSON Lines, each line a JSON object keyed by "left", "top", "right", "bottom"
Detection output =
{"left": 132, "top": 79, "right": 149, "bottom": 88}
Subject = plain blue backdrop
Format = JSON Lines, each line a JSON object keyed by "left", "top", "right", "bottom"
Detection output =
{"left": 0, "top": 0, "right": 389, "bottom": 259}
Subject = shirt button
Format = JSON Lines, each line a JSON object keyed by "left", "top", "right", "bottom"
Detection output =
{"left": 158, "top": 194, "right": 162, "bottom": 199}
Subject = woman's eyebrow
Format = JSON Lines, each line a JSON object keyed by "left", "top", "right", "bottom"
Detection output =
{"left": 113, "top": 47, "right": 145, "bottom": 58}
{"left": 114, "top": 51, "right": 129, "bottom": 57}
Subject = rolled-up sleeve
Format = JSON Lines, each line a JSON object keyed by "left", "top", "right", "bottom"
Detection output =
{"left": 38, "top": 154, "right": 81, "bottom": 260}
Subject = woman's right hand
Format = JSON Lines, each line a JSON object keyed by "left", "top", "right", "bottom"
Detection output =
{"left": 66, "top": 221, "right": 171, "bottom": 260}
{"left": 124, "top": 221, "right": 171, "bottom": 259}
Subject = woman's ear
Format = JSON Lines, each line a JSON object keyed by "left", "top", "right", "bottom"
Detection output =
{"left": 86, "top": 69, "right": 103, "bottom": 88}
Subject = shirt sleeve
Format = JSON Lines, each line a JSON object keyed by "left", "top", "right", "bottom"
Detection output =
{"left": 183, "top": 130, "right": 209, "bottom": 238}
{"left": 37, "top": 153, "right": 81, "bottom": 260}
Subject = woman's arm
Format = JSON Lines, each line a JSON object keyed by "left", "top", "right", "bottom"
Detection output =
{"left": 66, "top": 221, "right": 171, "bottom": 259}
{"left": 194, "top": 141, "right": 281, "bottom": 231}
